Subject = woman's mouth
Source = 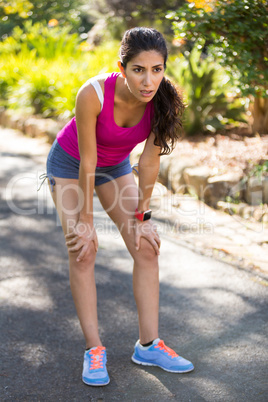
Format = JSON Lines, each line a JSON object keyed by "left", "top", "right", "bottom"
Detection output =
{"left": 140, "top": 90, "right": 153, "bottom": 97}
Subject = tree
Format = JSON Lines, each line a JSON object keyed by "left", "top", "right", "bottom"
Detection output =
{"left": 0, "top": 0, "right": 93, "bottom": 38}
{"left": 170, "top": 0, "right": 268, "bottom": 133}
{"left": 87, "top": 0, "right": 185, "bottom": 39}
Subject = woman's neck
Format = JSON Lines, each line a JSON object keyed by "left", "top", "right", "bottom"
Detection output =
{"left": 116, "top": 75, "right": 143, "bottom": 107}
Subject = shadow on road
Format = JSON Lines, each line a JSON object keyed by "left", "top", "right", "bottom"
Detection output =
{"left": 0, "top": 146, "right": 267, "bottom": 401}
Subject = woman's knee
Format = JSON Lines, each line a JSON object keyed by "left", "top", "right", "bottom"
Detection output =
{"left": 68, "top": 245, "right": 97, "bottom": 272}
{"left": 134, "top": 237, "right": 159, "bottom": 264}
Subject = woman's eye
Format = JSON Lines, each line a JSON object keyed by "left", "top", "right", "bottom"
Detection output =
{"left": 133, "top": 67, "right": 162, "bottom": 73}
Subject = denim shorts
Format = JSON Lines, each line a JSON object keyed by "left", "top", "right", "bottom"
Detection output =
{"left": 43, "top": 139, "right": 133, "bottom": 190}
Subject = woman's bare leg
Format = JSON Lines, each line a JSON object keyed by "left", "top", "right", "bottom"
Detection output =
{"left": 49, "top": 177, "right": 101, "bottom": 349}
{"left": 96, "top": 173, "right": 159, "bottom": 344}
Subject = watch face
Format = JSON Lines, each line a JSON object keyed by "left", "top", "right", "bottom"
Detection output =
{"left": 143, "top": 210, "right": 152, "bottom": 221}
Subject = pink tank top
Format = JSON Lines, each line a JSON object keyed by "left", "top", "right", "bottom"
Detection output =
{"left": 57, "top": 72, "right": 154, "bottom": 167}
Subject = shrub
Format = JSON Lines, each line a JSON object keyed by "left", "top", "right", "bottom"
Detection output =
{"left": 166, "top": 45, "right": 247, "bottom": 136}
{"left": 0, "top": 20, "right": 81, "bottom": 59}
{"left": 0, "top": 30, "right": 120, "bottom": 118}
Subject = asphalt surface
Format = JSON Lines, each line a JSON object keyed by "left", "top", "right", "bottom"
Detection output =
{"left": 0, "top": 128, "right": 268, "bottom": 401}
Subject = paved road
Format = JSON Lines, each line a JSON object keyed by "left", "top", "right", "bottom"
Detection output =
{"left": 0, "top": 128, "right": 268, "bottom": 401}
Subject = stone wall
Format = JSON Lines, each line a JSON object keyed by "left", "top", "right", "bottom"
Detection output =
{"left": 158, "top": 151, "right": 268, "bottom": 223}
{"left": 0, "top": 108, "right": 64, "bottom": 144}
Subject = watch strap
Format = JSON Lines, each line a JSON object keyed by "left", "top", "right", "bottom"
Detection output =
{"left": 135, "top": 208, "right": 152, "bottom": 221}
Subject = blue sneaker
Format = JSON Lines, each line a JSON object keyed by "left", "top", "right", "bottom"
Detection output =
{"left": 131, "top": 338, "right": 194, "bottom": 373}
{"left": 82, "top": 346, "right": 110, "bottom": 386}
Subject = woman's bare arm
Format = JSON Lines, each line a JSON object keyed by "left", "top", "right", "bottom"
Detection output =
{"left": 138, "top": 131, "right": 161, "bottom": 212}
{"left": 65, "top": 81, "right": 102, "bottom": 260}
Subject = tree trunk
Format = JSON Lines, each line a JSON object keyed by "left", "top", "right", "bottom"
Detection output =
{"left": 252, "top": 96, "right": 268, "bottom": 134}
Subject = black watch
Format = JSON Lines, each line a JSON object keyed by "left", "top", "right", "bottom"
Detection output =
{"left": 135, "top": 208, "right": 152, "bottom": 221}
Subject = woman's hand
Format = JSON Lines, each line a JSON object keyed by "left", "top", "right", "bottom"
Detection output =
{"left": 65, "top": 220, "right": 98, "bottom": 262}
{"left": 134, "top": 219, "right": 161, "bottom": 255}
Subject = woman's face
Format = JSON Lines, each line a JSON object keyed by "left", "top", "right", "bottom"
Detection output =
{"left": 120, "top": 50, "right": 165, "bottom": 103}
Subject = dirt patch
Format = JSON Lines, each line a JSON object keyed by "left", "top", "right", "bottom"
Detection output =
{"left": 174, "top": 133, "right": 268, "bottom": 176}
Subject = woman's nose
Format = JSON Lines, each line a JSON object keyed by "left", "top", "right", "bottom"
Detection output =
{"left": 143, "top": 73, "right": 152, "bottom": 86}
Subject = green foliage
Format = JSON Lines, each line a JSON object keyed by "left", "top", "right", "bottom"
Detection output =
{"left": 1, "top": 0, "right": 33, "bottom": 18}
{"left": 166, "top": 44, "right": 247, "bottom": 136}
{"left": 0, "top": 20, "right": 81, "bottom": 59}
{"left": 82, "top": 0, "right": 185, "bottom": 41}
{"left": 170, "top": 0, "right": 268, "bottom": 97}
{"left": 0, "top": 0, "right": 185, "bottom": 42}
{"left": 249, "top": 160, "right": 268, "bottom": 180}
{"left": 225, "top": 195, "right": 241, "bottom": 205}
{"left": 0, "top": 0, "right": 92, "bottom": 38}
{"left": 0, "top": 37, "right": 119, "bottom": 119}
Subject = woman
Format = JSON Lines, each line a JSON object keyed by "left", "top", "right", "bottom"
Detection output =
{"left": 45, "top": 27, "right": 194, "bottom": 386}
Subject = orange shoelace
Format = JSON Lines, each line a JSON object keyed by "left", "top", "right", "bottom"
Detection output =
{"left": 154, "top": 340, "right": 179, "bottom": 358}
{"left": 89, "top": 346, "right": 105, "bottom": 370}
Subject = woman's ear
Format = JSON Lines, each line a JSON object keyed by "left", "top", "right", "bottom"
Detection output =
{"left": 117, "top": 60, "right": 126, "bottom": 78}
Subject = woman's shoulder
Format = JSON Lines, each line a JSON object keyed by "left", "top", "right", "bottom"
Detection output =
{"left": 76, "top": 73, "right": 117, "bottom": 116}
{"left": 82, "top": 72, "right": 119, "bottom": 92}
{"left": 77, "top": 74, "right": 105, "bottom": 97}
{"left": 77, "top": 73, "right": 107, "bottom": 101}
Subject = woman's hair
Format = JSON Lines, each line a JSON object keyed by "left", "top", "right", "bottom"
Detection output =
{"left": 119, "top": 27, "right": 184, "bottom": 155}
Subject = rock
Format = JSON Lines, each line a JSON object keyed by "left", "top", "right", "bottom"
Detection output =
{"left": 245, "top": 176, "right": 268, "bottom": 205}
{"left": 206, "top": 172, "right": 242, "bottom": 207}
{"left": 8, "top": 114, "right": 23, "bottom": 130}
{"left": 262, "top": 212, "right": 268, "bottom": 223}
{"left": 183, "top": 168, "right": 243, "bottom": 207}
{"left": 183, "top": 166, "right": 211, "bottom": 199}
{"left": 216, "top": 200, "right": 268, "bottom": 222}
{"left": 241, "top": 205, "right": 256, "bottom": 220}
{"left": 159, "top": 157, "right": 198, "bottom": 193}
{"left": 22, "top": 115, "right": 63, "bottom": 141}
{"left": 0, "top": 107, "right": 7, "bottom": 125}
{"left": 16, "top": 118, "right": 26, "bottom": 133}
{"left": 0, "top": 109, "right": 27, "bottom": 132}
{"left": 158, "top": 157, "right": 172, "bottom": 187}
{"left": 34, "top": 118, "right": 63, "bottom": 141}
{"left": 169, "top": 157, "right": 196, "bottom": 193}
{"left": 0, "top": 109, "right": 64, "bottom": 142}
{"left": 264, "top": 178, "right": 268, "bottom": 204}
{"left": 0, "top": 109, "right": 10, "bottom": 126}
{"left": 217, "top": 201, "right": 248, "bottom": 216}
{"left": 24, "top": 117, "right": 40, "bottom": 137}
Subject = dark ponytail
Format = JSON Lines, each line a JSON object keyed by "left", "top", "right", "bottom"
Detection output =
{"left": 153, "top": 77, "right": 184, "bottom": 155}
{"left": 120, "top": 27, "right": 184, "bottom": 155}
